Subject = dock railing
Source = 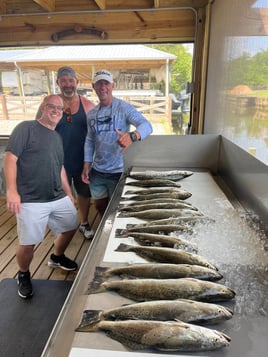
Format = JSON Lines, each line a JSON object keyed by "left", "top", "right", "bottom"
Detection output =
{"left": 0, "top": 94, "right": 172, "bottom": 123}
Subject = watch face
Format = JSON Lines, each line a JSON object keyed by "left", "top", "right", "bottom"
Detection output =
{"left": 130, "top": 132, "right": 137, "bottom": 142}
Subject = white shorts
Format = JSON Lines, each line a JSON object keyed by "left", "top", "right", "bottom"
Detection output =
{"left": 16, "top": 196, "right": 78, "bottom": 245}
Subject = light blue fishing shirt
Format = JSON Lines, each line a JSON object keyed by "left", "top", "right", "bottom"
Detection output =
{"left": 84, "top": 97, "right": 153, "bottom": 173}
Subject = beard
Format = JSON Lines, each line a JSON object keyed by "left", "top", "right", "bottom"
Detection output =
{"left": 62, "top": 88, "right": 76, "bottom": 97}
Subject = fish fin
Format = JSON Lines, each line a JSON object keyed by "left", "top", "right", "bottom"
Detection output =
{"left": 106, "top": 331, "right": 146, "bottom": 350}
{"left": 75, "top": 310, "right": 102, "bottom": 332}
{"left": 133, "top": 238, "right": 153, "bottom": 246}
{"left": 120, "top": 274, "right": 139, "bottom": 280}
{"left": 115, "top": 228, "right": 128, "bottom": 237}
{"left": 171, "top": 174, "right": 185, "bottom": 181}
{"left": 173, "top": 242, "right": 198, "bottom": 253}
{"left": 115, "top": 243, "right": 131, "bottom": 252}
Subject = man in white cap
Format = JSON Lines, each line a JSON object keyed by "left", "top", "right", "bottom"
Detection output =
{"left": 82, "top": 69, "right": 153, "bottom": 218}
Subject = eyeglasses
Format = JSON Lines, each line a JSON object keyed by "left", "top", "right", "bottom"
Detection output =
{"left": 45, "top": 104, "right": 64, "bottom": 111}
{"left": 65, "top": 108, "right": 72, "bottom": 122}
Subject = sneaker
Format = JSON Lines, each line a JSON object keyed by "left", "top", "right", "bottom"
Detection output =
{"left": 17, "top": 271, "right": 33, "bottom": 299}
{"left": 79, "top": 223, "right": 94, "bottom": 240}
{"left": 48, "top": 254, "right": 78, "bottom": 271}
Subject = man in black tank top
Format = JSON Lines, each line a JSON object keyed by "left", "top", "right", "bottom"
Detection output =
{"left": 37, "top": 67, "right": 96, "bottom": 240}
{"left": 56, "top": 67, "right": 96, "bottom": 239}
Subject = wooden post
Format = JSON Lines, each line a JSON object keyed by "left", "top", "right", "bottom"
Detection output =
{"left": 0, "top": 94, "right": 8, "bottom": 119}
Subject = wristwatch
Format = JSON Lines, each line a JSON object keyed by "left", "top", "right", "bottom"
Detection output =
{"left": 129, "top": 131, "right": 138, "bottom": 142}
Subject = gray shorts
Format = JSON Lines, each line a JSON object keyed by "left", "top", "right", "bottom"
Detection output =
{"left": 90, "top": 168, "right": 122, "bottom": 200}
{"left": 17, "top": 196, "right": 78, "bottom": 245}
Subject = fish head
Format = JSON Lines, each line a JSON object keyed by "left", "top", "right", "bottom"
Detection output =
{"left": 194, "top": 329, "right": 231, "bottom": 351}
{"left": 208, "top": 330, "right": 231, "bottom": 349}
{"left": 216, "top": 305, "right": 234, "bottom": 320}
{"left": 220, "top": 286, "right": 236, "bottom": 300}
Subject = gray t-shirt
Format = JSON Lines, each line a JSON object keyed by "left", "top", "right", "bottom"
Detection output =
{"left": 6, "top": 120, "right": 66, "bottom": 203}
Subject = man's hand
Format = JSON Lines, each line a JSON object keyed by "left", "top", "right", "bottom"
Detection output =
{"left": 6, "top": 190, "right": 21, "bottom": 214}
{"left": 115, "top": 128, "right": 137, "bottom": 153}
{"left": 81, "top": 162, "right": 91, "bottom": 184}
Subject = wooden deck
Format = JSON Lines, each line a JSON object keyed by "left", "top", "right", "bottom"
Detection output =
{"left": 0, "top": 197, "right": 101, "bottom": 282}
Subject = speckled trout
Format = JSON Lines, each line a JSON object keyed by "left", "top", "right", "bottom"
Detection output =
{"left": 87, "top": 277, "right": 235, "bottom": 302}
{"left": 94, "top": 263, "right": 223, "bottom": 281}
{"left": 115, "top": 243, "right": 217, "bottom": 270}
{"left": 125, "top": 216, "right": 214, "bottom": 227}
{"left": 75, "top": 319, "right": 231, "bottom": 352}
{"left": 115, "top": 224, "right": 192, "bottom": 236}
{"left": 126, "top": 178, "right": 182, "bottom": 187}
{"left": 118, "top": 208, "right": 202, "bottom": 220}
{"left": 118, "top": 201, "right": 198, "bottom": 212}
{"left": 76, "top": 299, "right": 233, "bottom": 330}
{"left": 124, "top": 188, "right": 192, "bottom": 196}
{"left": 121, "top": 190, "right": 192, "bottom": 201}
{"left": 128, "top": 169, "right": 194, "bottom": 181}
{"left": 116, "top": 232, "right": 198, "bottom": 252}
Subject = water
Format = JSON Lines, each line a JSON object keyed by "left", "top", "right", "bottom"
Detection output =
{"left": 170, "top": 103, "right": 268, "bottom": 166}
{"left": 221, "top": 107, "right": 268, "bottom": 165}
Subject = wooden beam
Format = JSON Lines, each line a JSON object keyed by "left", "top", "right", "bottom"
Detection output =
{"left": 0, "top": 0, "right": 6, "bottom": 14}
{"left": 94, "top": 0, "right": 106, "bottom": 10}
{"left": 0, "top": 9, "right": 196, "bottom": 46}
{"left": 33, "top": 0, "right": 56, "bottom": 12}
{"left": 154, "top": 0, "right": 160, "bottom": 8}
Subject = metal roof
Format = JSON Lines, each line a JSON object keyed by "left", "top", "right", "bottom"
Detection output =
{"left": 0, "top": 45, "right": 176, "bottom": 63}
{"left": 0, "top": 49, "right": 34, "bottom": 61}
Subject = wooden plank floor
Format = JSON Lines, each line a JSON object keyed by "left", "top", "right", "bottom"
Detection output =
{"left": 0, "top": 197, "right": 101, "bottom": 282}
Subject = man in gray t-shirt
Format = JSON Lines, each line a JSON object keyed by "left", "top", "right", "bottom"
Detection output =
{"left": 4, "top": 94, "right": 79, "bottom": 299}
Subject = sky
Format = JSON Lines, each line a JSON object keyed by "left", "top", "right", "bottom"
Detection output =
{"left": 252, "top": 0, "right": 268, "bottom": 8}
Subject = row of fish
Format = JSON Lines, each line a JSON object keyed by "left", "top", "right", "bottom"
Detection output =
{"left": 77, "top": 169, "right": 235, "bottom": 353}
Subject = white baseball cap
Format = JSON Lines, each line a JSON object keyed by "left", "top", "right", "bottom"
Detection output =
{"left": 93, "top": 69, "right": 113, "bottom": 84}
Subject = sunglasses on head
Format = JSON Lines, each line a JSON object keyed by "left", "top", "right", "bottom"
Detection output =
{"left": 65, "top": 108, "right": 72, "bottom": 122}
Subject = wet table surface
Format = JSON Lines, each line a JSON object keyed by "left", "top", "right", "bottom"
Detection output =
{"left": 70, "top": 168, "right": 268, "bottom": 357}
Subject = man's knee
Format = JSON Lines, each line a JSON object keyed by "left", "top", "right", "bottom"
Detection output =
{"left": 95, "top": 198, "right": 108, "bottom": 216}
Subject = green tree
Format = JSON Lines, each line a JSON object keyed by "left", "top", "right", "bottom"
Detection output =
{"left": 225, "top": 49, "right": 268, "bottom": 89}
{"left": 148, "top": 44, "right": 193, "bottom": 95}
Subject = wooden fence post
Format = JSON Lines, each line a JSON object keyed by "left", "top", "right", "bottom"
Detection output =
{"left": 0, "top": 94, "right": 8, "bottom": 120}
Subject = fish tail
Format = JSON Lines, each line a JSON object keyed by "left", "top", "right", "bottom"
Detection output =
{"left": 117, "top": 211, "right": 129, "bottom": 217}
{"left": 115, "top": 228, "right": 129, "bottom": 237}
{"left": 124, "top": 190, "right": 137, "bottom": 195}
{"left": 120, "top": 197, "right": 129, "bottom": 201}
{"left": 125, "top": 167, "right": 132, "bottom": 176}
{"left": 75, "top": 310, "right": 102, "bottom": 332}
{"left": 115, "top": 243, "right": 131, "bottom": 252}
{"left": 86, "top": 276, "right": 106, "bottom": 294}
{"left": 94, "top": 266, "right": 110, "bottom": 279}
{"left": 126, "top": 224, "right": 136, "bottom": 228}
